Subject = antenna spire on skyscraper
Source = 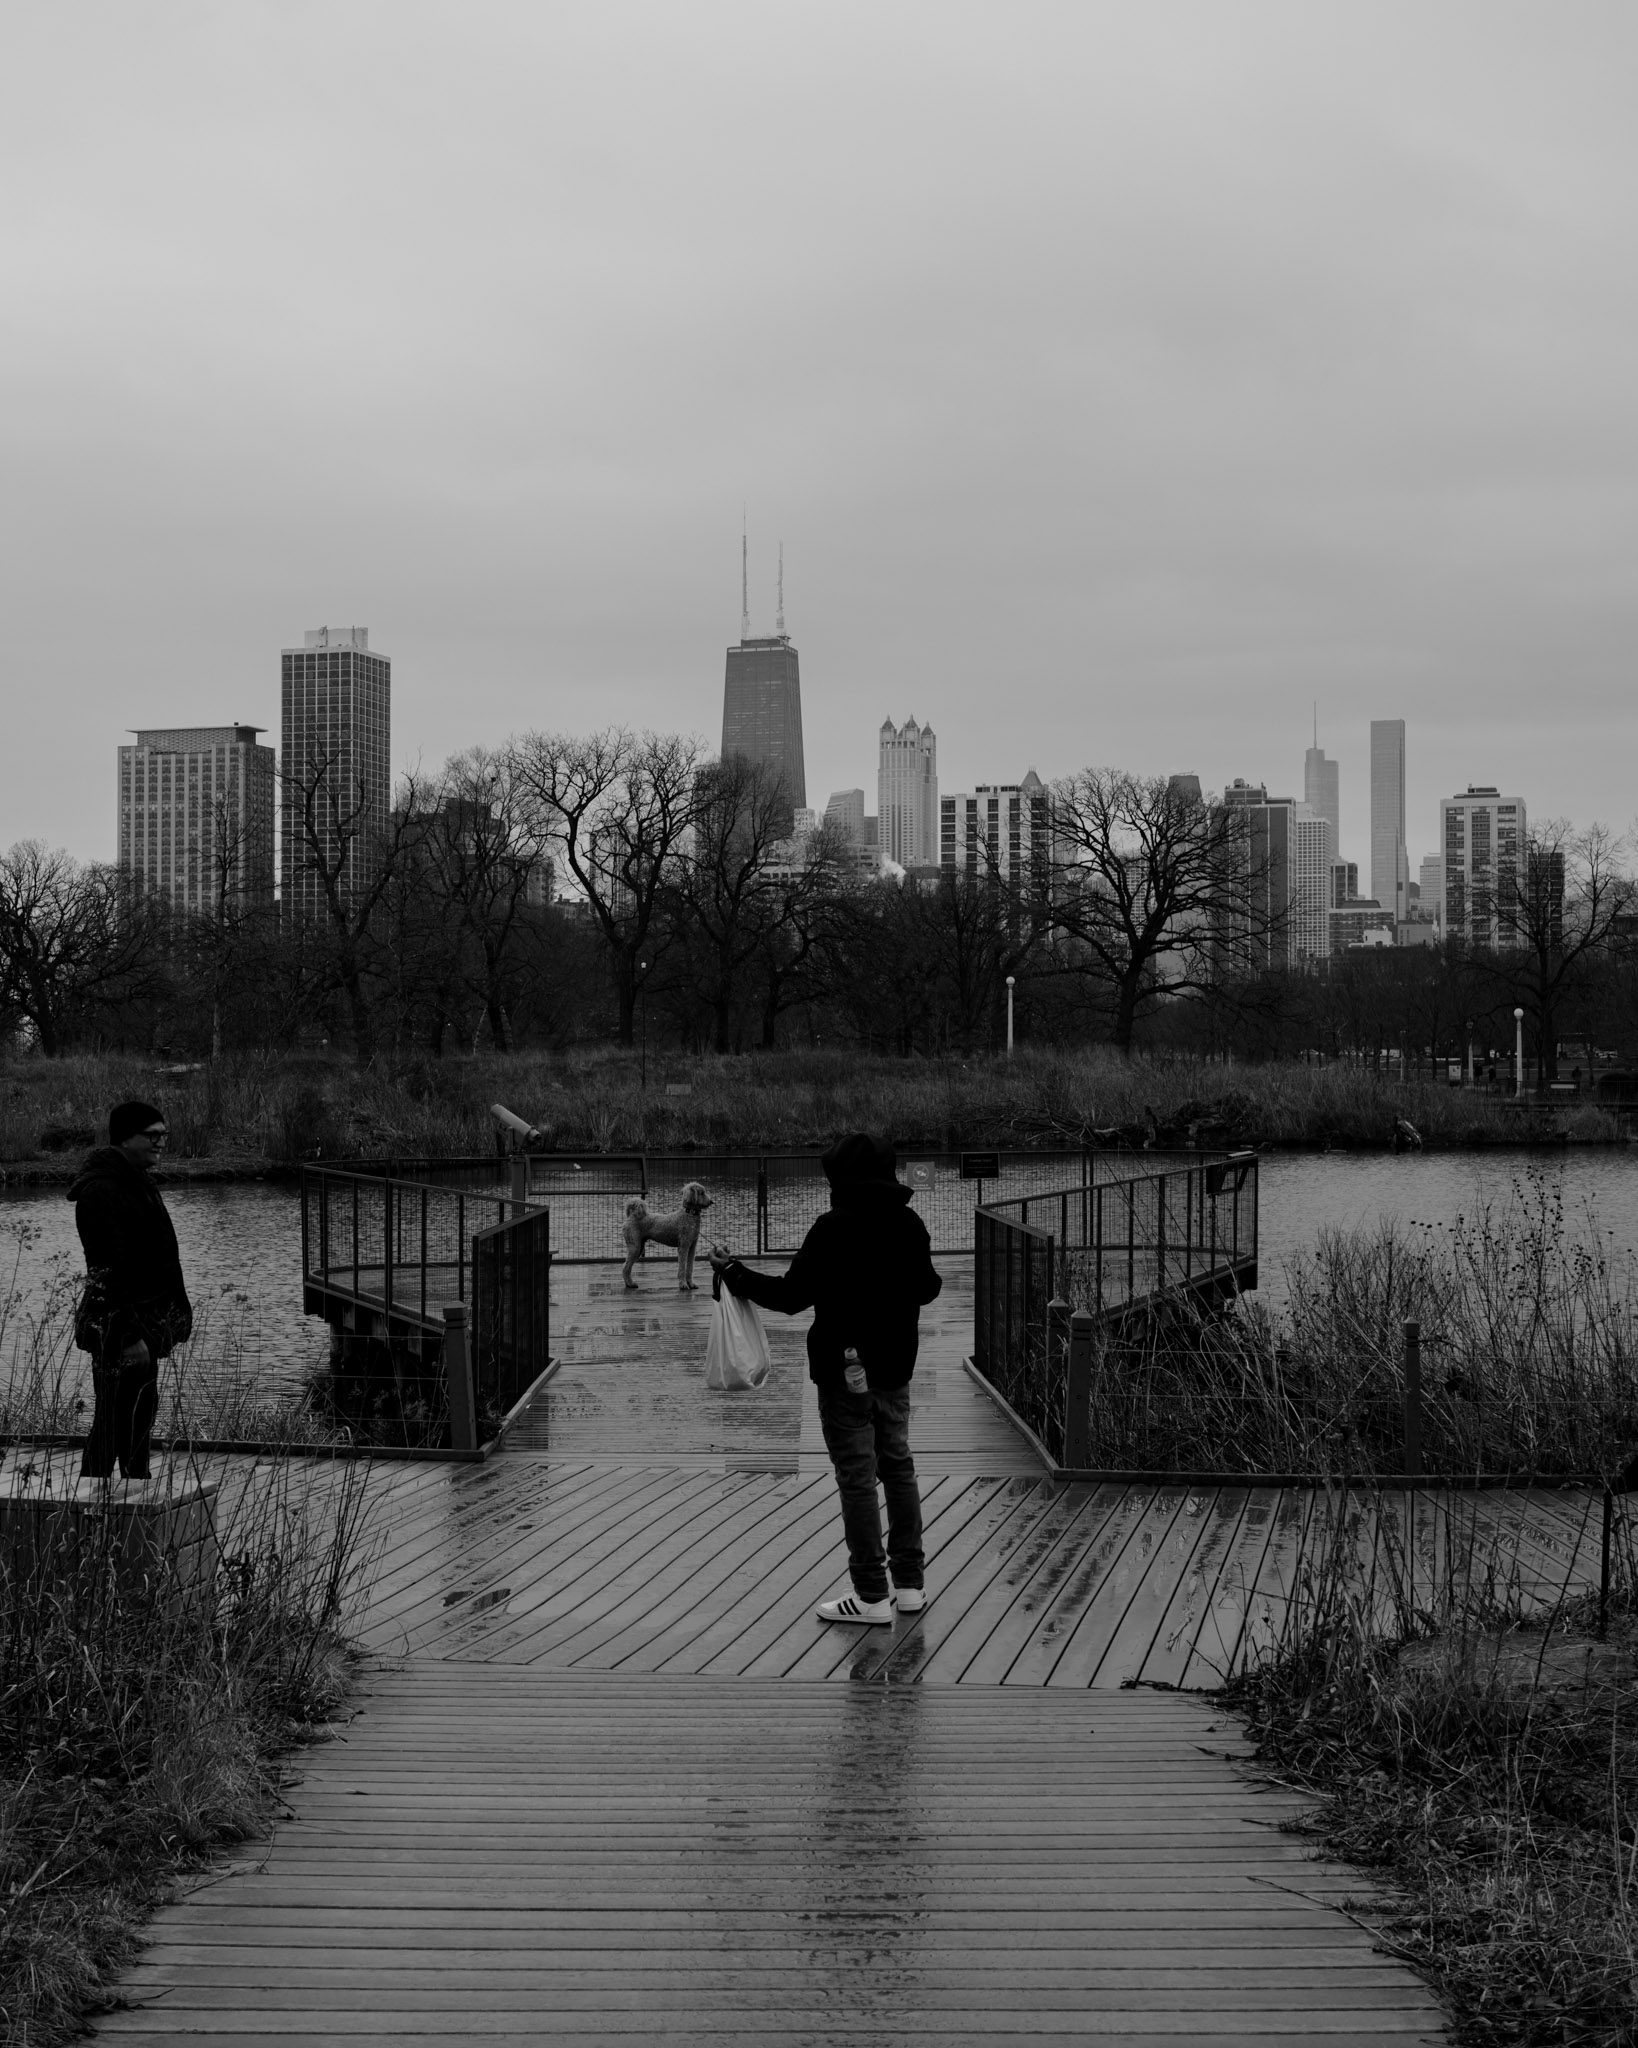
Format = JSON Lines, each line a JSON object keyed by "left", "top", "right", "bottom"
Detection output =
{"left": 740, "top": 517, "right": 750, "bottom": 641}
{"left": 776, "top": 541, "right": 785, "bottom": 635}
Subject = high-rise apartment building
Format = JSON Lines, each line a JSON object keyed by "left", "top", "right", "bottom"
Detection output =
{"left": 280, "top": 626, "right": 392, "bottom": 924}
{"left": 1370, "top": 720, "right": 1409, "bottom": 921}
{"left": 1303, "top": 745, "right": 1340, "bottom": 861}
{"left": 118, "top": 725, "right": 275, "bottom": 915}
{"left": 878, "top": 717, "right": 938, "bottom": 868}
{"left": 1290, "top": 810, "right": 1333, "bottom": 964}
{"left": 939, "top": 772, "right": 1051, "bottom": 891}
{"left": 1440, "top": 787, "right": 1526, "bottom": 948}
{"left": 824, "top": 789, "right": 867, "bottom": 843}
{"left": 721, "top": 633, "right": 805, "bottom": 829}
{"left": 1221, "top": 781, "right": 1331, "bottom": 967}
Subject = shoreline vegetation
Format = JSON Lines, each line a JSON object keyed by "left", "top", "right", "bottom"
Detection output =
{"left": 1226, "top": 1493, "right": 1637, "bottom": 2045}
{"left": 0, "top": 1451, "right": 376, "bottom": 2045}
{"left": 1, "top": 1046, "right": 1626, "bottom": 1182}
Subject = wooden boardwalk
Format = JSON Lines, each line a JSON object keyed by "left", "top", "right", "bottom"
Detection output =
{"left": 90, "top": 1255, "right": 1596, "bottom": 2041}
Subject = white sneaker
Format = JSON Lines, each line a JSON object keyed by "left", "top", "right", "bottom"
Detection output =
{"left": 892, "top": 1585, "right": 927, "bottom": 1613}
{"left": 816, "top": 1593, "right": 894, "bottom": 1625}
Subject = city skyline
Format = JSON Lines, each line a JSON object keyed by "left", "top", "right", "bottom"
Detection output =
{"left": 99, "top": 622, "right": 1567, "bottom": 908}
{"left": 10, "top": 9, "right": 1638, "bottom": 878}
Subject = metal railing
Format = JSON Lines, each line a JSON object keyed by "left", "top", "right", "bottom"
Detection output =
{"left": 300, "top": 1166, "right": 552, "bottom": 1430}
{"left": 344, "top": 1147, "right": 1201, "bottom": 1263}
{"left": 972, "top": 1153, "right": 1259, "bottom": 1465}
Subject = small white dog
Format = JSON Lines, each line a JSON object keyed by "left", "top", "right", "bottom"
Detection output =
{"left": 622, "top": 1182, "right": 713, "bottom": 1291}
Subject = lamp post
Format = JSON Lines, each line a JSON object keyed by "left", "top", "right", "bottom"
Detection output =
{"left": 639, "top": 961, "right": 649, "bottom": 1089}
{"left": 1465, "top": 1019, "right": 1475, "bottom": 1089}
{"left": 1005, "top": 975, "right": 1016, "bottom": 1058}
{"left": 1514, "top": 1006, "right": 1525, "bottom": 1099}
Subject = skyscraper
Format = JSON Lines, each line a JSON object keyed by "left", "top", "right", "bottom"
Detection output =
{"left": 118, "top": 725, "right": 275, "bottom": 915}
{"left": 824, "top": 789, "right": 866, "bottom": 842}
{"left": 1303, "top": 744, "right": 1340, "bottom": 861}
{"left": 721, "top": 634, "right": 805, "bottom": 828}
{"left": 877, "top": 717, "right": 938, "bottom": 868}
{"left": 1440, "top": 787, "right": 1526, "bottom": 948}
{"left": 280, "top": 625, "right": 391, "bottom": 924}
{"left": 1370, "top": 719, "right": 1409, "bottom": 921}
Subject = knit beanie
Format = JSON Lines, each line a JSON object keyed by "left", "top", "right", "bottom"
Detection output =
{"left": 109, "top": 1100, "right": 165, "bottom": 1146}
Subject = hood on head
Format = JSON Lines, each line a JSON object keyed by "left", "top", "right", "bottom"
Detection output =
{"left": 67, "top": 1145, "right": 144, "bottom": 1202}
{"left": 821, "top": 1133, "right": 897, "bottom": 1188}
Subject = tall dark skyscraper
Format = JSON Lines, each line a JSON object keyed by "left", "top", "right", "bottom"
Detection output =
{"left": 280, "top": 624, "right": 391, "bottom": 923}
{"left": 720, "top": 634, "right": 806, "bottom": 821}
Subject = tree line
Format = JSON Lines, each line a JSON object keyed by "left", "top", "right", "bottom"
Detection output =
{"left": 2, "top": 729, "right": 1633, "bottom": 1082}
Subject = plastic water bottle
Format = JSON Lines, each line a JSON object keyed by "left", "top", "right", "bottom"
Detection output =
{"left": 843, "top": 1348, "right": 868, "bottom": 1395}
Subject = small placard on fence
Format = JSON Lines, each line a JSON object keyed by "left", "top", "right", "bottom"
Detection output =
{"left": 664, "top": 1084, "right": 692, "bottom": 1096}
{"left": 960, "top": 1152, "right": 1001, "bottom": 1181}
{"left": 904, "top": 1160, "right": 936, "bottom": 1190}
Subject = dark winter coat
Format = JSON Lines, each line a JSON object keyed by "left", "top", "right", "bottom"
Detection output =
{"left": 68, "top": 1147, "right": 193, "bottom": 1359}
{"left": 719, "top": 1178, "right": 942, "bottom": 1392}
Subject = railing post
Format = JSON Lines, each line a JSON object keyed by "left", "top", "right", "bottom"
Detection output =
{"left": 1402, "top": 1318, "right": 1423, "bottom": 1480}
{"left": 444, "top": 1302, "right": 477, "bottom": 1453}
{"left": 511, "top": 1154, "right": 527, "bottom": 1219}
{"left": 1062, "top": 1309, "right": 1095, "bottom": 1470}
{"left": 757, "top": 1161, "right": 768, "bottom": 1257}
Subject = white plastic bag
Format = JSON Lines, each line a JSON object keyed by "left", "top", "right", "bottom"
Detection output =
{"left": 705, "top": 1288, "right": 771, "bottom": 1390}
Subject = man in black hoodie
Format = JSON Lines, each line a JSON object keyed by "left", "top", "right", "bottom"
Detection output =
{"left": 70, "top": 1100, "right": 193, "bottom": 1480}
{"left": 712, "top": 1133, "right": 942, "bottom": 1625}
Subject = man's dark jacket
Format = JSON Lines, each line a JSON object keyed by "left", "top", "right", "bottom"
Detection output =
{"left": 719, "top": 1139, "right": 942, "bottom": 1393}
{"left": 68, "top": 1147, "right": 193, "bottom": 1358}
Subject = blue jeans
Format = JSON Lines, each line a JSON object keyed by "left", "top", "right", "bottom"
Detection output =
{"left": 815, "top": 1384, "right": 923, "bottom": 1603}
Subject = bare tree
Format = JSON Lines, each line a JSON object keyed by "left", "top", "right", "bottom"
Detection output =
{"left": 415, "top": 750, "right": 554, "bottom": 1052}
{"left": 672, "top": 755, "right": 796, "bottom": 1053}
{"left": 285, "top": 742, "right": 421, "bottom": 1065}
{"left": 1050, "top": 770, "right": 1279, "bottom": 1055}
{"left": 513, "top": 728, "right": 702, "bottom": 1043}
{"left": 0, "top": 842, "right": 164, "bottom": 1055}
{"left": 1495, "top": 820, "right": 1634, "bottom": 1088}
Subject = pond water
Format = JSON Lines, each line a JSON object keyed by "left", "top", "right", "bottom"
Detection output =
{"left": 2, "top": 1149, "right": 1634, "bottom": 1395}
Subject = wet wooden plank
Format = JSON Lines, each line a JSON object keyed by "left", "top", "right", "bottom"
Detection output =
{"left": 91, "top": 1666, "right": 1444, "bottom": 2045}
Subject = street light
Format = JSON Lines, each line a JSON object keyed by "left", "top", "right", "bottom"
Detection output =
{"left": 1005, "top": 975, "right": 1016, "bottom": 1058}
{"left": 639, "top": 961, "right": 649, "bottom": 1089}
{"left": 1514, "top": 1007, "right": 1525, "bottom": 1100}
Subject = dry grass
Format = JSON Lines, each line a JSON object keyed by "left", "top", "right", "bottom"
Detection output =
{"left": 0, "top": 1452, "right": 378, "bottom": 2044}
{"left": 1225, "top": 1490, "right": 1638, "bottom": 2045}
{"left": 1072, "top": 1171, "right": 1638, "bottom": 1477}
{"left": 1, "top": 1045, "right": 1617, "bottom": 1174}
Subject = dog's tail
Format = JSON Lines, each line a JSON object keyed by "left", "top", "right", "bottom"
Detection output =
{"left": 625, "top": 1198, "right": 648, "bottom": 1220}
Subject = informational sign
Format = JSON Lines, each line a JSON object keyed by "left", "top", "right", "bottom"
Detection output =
{"left": 960, "top": 1151, "right": 1001, "bottom": 1181}
{"left": 904, "top": 1159, "right": 936, "bottom": 1190}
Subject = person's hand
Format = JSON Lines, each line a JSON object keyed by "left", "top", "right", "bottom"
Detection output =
{"left": 120, "top": 1338, "right": 151, "bottom": 1366}
{"left": 707, "top": 1243, "right": 734, "bottom": 1273}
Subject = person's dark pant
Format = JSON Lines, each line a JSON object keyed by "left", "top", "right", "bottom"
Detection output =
{"left": 815, "top": 1383, "right": 923, "bottom": 1603}
{"left": 80, "top": 1348, "right": 159, "bottom": 1479}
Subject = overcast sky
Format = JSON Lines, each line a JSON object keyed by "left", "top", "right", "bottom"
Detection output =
{"left": 4, "top": 1, "right": 1634, "bottom": 874}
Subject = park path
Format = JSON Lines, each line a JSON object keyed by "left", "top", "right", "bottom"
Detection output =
{"left": 86, "top": 1262, "right": 1496, "bottom": 2043}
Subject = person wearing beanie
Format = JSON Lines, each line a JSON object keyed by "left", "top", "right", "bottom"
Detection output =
{"left": 69, "top": 1101, "right": 192, "bottom": 1480}
{"left": 711, "top": 1132, "right": 941, "bottom": 1625}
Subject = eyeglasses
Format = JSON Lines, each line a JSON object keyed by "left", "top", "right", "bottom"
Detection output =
{"left": 142, "top": 1128, "right": 169, "bottom": 1144}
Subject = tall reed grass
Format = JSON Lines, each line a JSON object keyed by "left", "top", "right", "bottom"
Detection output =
{"left": 0, "top": 1449, "right": 380, "bottom": 2042}
{"left": 1227, "top": 1483, "right": 1637, "bottom": 2041}
{"left": 1075, "top": 1172, "right": 1638, "bottom": 1476}
{"left": 2, "top": 1045, "right": 1615, "bottom": 1173}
